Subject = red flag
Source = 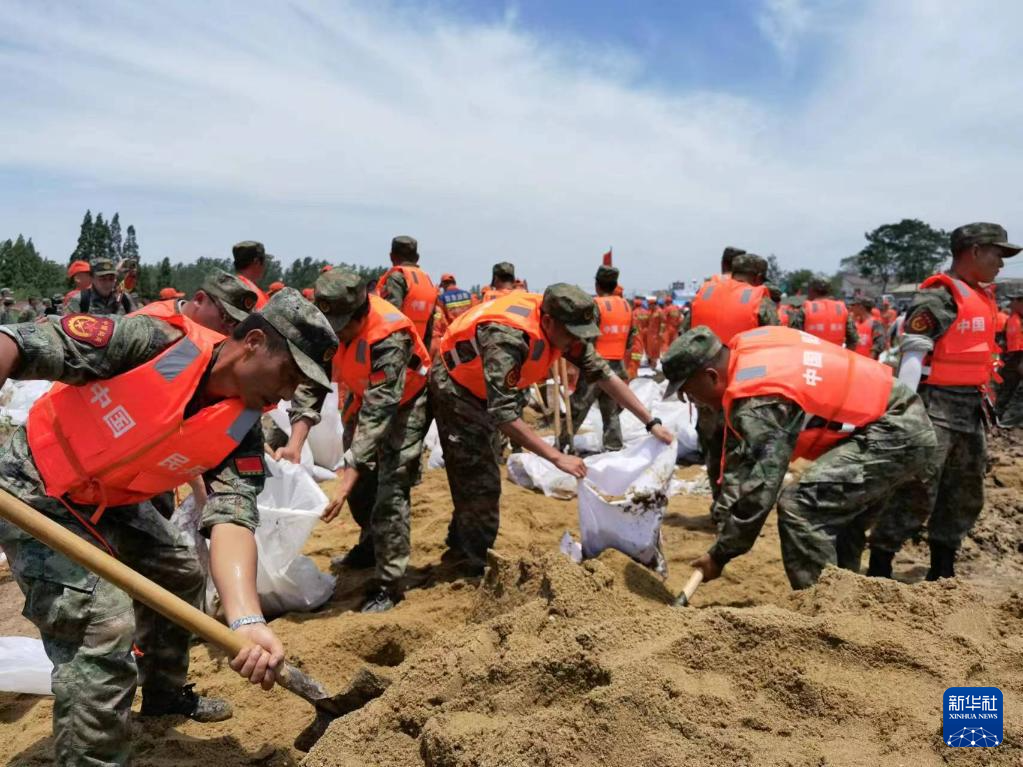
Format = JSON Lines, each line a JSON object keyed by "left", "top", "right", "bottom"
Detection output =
{"left": 602, "top": 248, "right": 613, "bottom": 266}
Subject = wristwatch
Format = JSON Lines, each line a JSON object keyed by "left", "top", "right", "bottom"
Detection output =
{"left": 229, "top": 615, "right": 267, "bottom": 631}
{"left": 645, "top": 417, "right": 663, "bottom": 433}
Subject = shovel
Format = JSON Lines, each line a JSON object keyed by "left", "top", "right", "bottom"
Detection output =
{"left": 0, "top": 487, "right": 381, "bottom": 752}
{"left": 673, "top": 570, "right": 704, "bottom": 607}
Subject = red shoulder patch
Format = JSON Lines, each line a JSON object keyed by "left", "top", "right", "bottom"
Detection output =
{"left": 61, "top": 314, "right": 114, "bottom": 348}
{"left": 234, "top": 455, "right": 265, "bottom": 477}
{"left": 907, "top": 311, "right": 936, "bottom": 334}
{"left": 504, "top": 367, "right": 521, "bottom": 388}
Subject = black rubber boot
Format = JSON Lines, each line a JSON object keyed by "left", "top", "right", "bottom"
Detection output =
{"left": 361, "top": 586, "right": 400, "bottom": 614}
{"left": 141, "top": 684, "right": 233, "bottom": 722}
{"left": 331, "top": 543, "right": 375, "bottom": 571}
{"left": 866, "top": 548, "right": 894, "bottom": 578}
{"left": 926, "top": 542, "right": 956, "bottom": 581}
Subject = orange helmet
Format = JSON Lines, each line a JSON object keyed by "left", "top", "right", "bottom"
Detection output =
{"left": 320, "top": 264, "right": 333, "bottom": 273}
{"left": 158, "top": 287, "right": 184, "bottom": 300}
{"left": 268, "top": 281, "right": 285, "bottom": 295}
{"left": 68, "top": 260, "right": 91, "bottom": 277}
{"left": 301, "top": 287, "right": 314, "bottom": 300}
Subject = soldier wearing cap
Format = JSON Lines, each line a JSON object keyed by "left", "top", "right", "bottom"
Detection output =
{"left": 432, "top": 283, "right": 673, "bottom": 574}
{"left": 232, "top": 240, "right": 271, "bottom": 308}
{"left": 680, "top": 253, "right": 779, "bottom": 495}
{"left": 849, "top": 297, "right": 886, "bottom": 359}
{"left": 481, "top": 262, "right": 517, "bottom": 303}
{"left": 720, "top": 246, "right": 745, "bottom": 279}
{"left": 64, "top": 257, "right": 137, "bottom": 316}
{"left": 0, "top": 289, "right": 18, "bottom": 325}
{"left": 559, "top": 265, "right": 636, "bottom": 452}
{"left": 996, "top": 285, "right": 1023, "bottom": 427}
{"left": 137, "top": 269, "right": 257, "bottom": 336}
{"left": 787, "top": 277, "right": 857, "bottom": 348}
{"left": 376, "top": 236, "right": 439, "bottom": 348}
{"left": 278, "top": 269, "right": 431, "bottom": 612}
{"left": 0, "top": 289, "right": 337, "bottom": 765}
{"left": 663, "top": 326, "right": 935, "bottom": 590}
{"left": 870, "top": 223, "right": 1020, "bottom": 580}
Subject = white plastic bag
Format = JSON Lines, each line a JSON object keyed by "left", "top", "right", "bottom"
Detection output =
{"left": 0, "top": 637, "right": 52, "bottom": 695}
{"left": 0, "top": 379, "right": 53, "bottom": 425}
{"left": 506, "top": 452, "right": 578, "bottom": 499}
{"left": 576, "top": 437, "right": 676, "bottom": 576}
{"left": 424, "top": 422, "right": 444, "bottom": 469}
{"left": 305, "top": 385, "right": 345, "bottom": 471}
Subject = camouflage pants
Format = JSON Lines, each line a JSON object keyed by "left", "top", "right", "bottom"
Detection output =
{"left": 695, "top": 404, "right": 725, "bottom": 504}
{"left": 561, "top": 359, "right": 625, "bottom": 452}
{"left": 345, "top": 388, "right": 430, "bottom": 589}
{"left": 429, "top": 360, "right": 503, "bottom": 569}
{"left": 0, "top": 429, "right": 202, "bottom": 767}
{"left": 996, "top": 353, "right": 1023, "bottom": 428}
{"left": 869, "top": 419, "right": 986, "bottom": 553}
{"left": 778, "top": 402, "right": 937, "bottom": 589}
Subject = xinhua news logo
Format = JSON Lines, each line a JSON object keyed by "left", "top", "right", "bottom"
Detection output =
{"left": 943, "top": 687, "right": 1002, "bottom": 747}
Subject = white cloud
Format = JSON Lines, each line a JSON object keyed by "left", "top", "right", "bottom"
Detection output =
{"left": 1, "top": 0, "right": 1022, "bottom": 290}
{"left": 757, "top": 0, "right": 813, "bottom": 63}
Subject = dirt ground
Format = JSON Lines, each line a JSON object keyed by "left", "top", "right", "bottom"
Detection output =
{"left": 1, "top": 429, "right": 1022, "bottom": 766}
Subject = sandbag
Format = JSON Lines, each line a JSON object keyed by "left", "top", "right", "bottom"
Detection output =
{"left": 0, "top": 379, "right": 52, "bottom": 425}
{"left": 304, "top": 385, "right": 345, "bottom": 471}
{"left": 424, "top": 422, "right": 444, "bottom": 470}
{"left": 0, "top": 637, "right": 51, "bottom": 695}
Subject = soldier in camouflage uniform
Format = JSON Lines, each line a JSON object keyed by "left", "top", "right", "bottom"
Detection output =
{"left": 869, "top": 223, "right": 1019, "bottom": 580}
{"left": 849, "top": 297, "right": 887, "bottom": 358}
{"left": 376, "top": 236, "right": 437, "bottom": 349}
{"left": 0, "top": 290, "right": 337, "bottom": 766}
{"left": 64, "top": 258, "right": 137, "bottom": 315}
{"left": 431, "top": 284, "right": 674, "bottom": 575}
{"left": 996, "top": 288, "right": 1023, "bottom": 427}
{"left": 277, "top": 269, "right": 429, "bottom": 612}
{"left": 787, "top": 277, "right": 858, "bottom": 348}
{"left": 559, "top": 265, "right": 636, "bottom": 452}
{"left": 664, "top": 327, "right": 936, "bottom": 590}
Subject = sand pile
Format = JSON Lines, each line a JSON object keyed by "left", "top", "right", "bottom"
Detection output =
{"left": 305, "top": 550, "right": 1023, "bottom": 767}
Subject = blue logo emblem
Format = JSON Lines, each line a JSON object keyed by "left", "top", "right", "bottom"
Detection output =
{"left": 943, "top": 687, "right": 1002, "bottom": 747}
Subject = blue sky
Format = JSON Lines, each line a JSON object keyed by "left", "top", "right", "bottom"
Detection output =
{"left": 1, "top": 0, "right": 1022, "bottom": 289}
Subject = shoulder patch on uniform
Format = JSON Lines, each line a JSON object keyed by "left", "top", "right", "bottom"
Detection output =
{"left": 369, "top": 370, "right": 387, "bottom": 384}
{"left": 504, "top": 367, "right": 521, "bottom": 388}
{"left": 61, "top": 314, "right": 114, "bottom": 348}
{"left": 234, "top": 455, "right": 265, "bottom": 477}
{"left": 907, "top": 310, "right": 937, "bottom": 334}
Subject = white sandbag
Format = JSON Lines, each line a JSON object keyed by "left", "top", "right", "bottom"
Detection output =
{"left": 0, "top": 637, "right": 52, "bottom": 695}
{"left": 505, "top": 452, "right": 578, "bottom": 499}
{"left": 267, "top": 404, "right": 318, "bottom": 474}
{"left": 424, "top": 422, "right": 444, "bottom": 469}
{"left": 577, "top": 436, "right": 676, "bottom": 576}
{"left": 0, "top": 379, "right": 52, "bottom": 425}
{"left": 304, "top": 385, "right": 345, "bottom": 471}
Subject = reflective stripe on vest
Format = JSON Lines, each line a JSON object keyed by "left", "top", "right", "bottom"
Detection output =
{"left": 689, "top": 277, "right": 768, "bottom": 344}
{"left": 919, "top": 274, "right": 997, "bottom": 387}
{"left": 438, "top": 292, "right": 560, "bottom": 399}
{"left": 802, "top": 299, "right": 848, "bottom": 345}
{"left": 594, "top": 295, "right": 632, "bottom": 361}
{"left": 723, "top": 326, "right": 893, "bottom": 461}
{"left": 332, "top": 295, "right": 430, "bottom": 410}
{"left": 376, "top": 265, "right": 438, "bottom": 338}
{"left": 27, "top": 313, "right": 256, "bottom": 512}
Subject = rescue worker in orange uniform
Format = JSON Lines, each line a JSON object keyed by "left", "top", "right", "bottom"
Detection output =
{"left": 645, "top": 298, "right": 664, "bottom": 368}
{"left": 680, "top": 253, "right": 779, "bottom": 494}
{"left": 996, "top": 288, "right": 1023, "bottom": 426}
{"left": 232, "top": 240, "right": 271, "bottom": 308}
{"left": 661, "top": 296, "right": 682, "bottom": 350}
{"left": 280, "top": 269, "right": 430, "bottom": 612}
{"left": 431, "top": 284, "right": 674, "bottom": 575}
{"left": 664, "top": 326, "right": 935, "bottom": 590}
{"left": 559, "top": 265, "right": 635, "bottom": 452}
{"left": 869, "top": 223, "right": 1018, "bottom": 580}
{"left": 480, "top": 262, "right": 517, "bottom": 303}
{"left": 376, "top": 235, "right": 439, "bottom": 349}
{"left": 629, "top": 297, "right": 650, "bottom": 376}
{"left": 0, "top": 290, "right": 338, "bottom": 765}
{"left": 788, "top": 277, "right": 857, "bottom": 348}
{"left": 849, "top": 297, "right": 886, "bottom": 359}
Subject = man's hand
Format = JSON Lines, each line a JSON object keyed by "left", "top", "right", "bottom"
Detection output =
{"left": 553, "top": 453, "right": 587, "bottom": 478}
{"left": 650, "top": 423, "right": 674, "bottom": 445}
{"left": 322, "top": 465, "right": 359, "bottom": 523}
{"left": 689, "top": 552, "right": 723, "bottom": 582}
{"left": 230, "top": 622, "right": 284, "bottom": 691}
{"left": 272, "top": 443, "right": 303, "bottom": 464}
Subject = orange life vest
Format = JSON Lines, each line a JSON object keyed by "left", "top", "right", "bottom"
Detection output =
{"left": 594, "top": 295, "right": 632, "bottom": 361}
{"left": 778, "top": 304, "right": 791, "bottom": 326}
{"left": 332, "top": 296, "right": 430, "bottom": 421}
{"left": 1007, "top": 313, "right": 1023, "bottom": 353}
{"left": 376, "top": 265, "right": 438, "bottom": 339}
{"left": 481, "top": 286, "right": 513, "bottom": 303}
{"left": 439, "top": 293, "right": 560, "bottom": 400}
{"left": 633, "top": 306, "right": 650, "bottom": 331}
{"left": 802, "top": 299, "right": 849, "bottom": 345}
{"left": 133, "top": 299, "right": 180, "bottom": 320}
{"left": 996, "top": 310, "right": 1009, "bottom": 334}
{"left": 27, "top": 314, "right": 259, "bottom": 518}
{"left": 723, "top": 326, "right": 893, "bottom": 461}
{"left": 853, "top": 318, "right": 875, "bottom": 357}
{"left": 871, "top": 307, "right": 882, "bottom": 321}
{"left": 919, "top": 274, "right": 997, "bottom": 388}
{"left": 690, "top": 277, "right": 768, "bottom": 344}
{"left": 236, "top": 274, "right": 269, "bottom": 309}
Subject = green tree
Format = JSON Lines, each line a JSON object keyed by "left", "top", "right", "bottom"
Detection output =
{"left": 783, "top": 269, "right": 819, "bottom": 295}
{"left": 765, "top": 255, "right": 783, "bottom": 286}
{"left": 109, "top": 213, "right": 123, "bottom": 260}
{"left": 156, "top": 257, "right": 173, "bottom": 288}
{"left": 123, "top": 225, "right": 139, "bottom": 261}
{"left": 92, "top": 213, "right": 111, "bottom": 262}
{"left": 70, "top": 210, "right": 94, "bottom": 263}
{"left": 842, "top": 218, "right": 949, "bottom": 292}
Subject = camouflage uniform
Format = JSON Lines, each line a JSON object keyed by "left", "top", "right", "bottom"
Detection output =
{"left": 431, "top": 291, "right": 613, "bottom": 570}
{"left": 787, "top": 303, "right": 859, "bottom": 348}
{"left": 663, "top": 327, "right": 936, "bottom": 590}
{"left": 996, "top": 298, "right": 1023, "bottom": 427}
{"left": 0, "top": 315, "right": 266, "bottom": 767}
{"left": 377, "top": 236, "right": 435, "bottom": 349}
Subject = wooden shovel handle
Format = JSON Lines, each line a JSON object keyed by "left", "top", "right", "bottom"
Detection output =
{"left": 675, "top": 570, "right": 704, "bottom": 607}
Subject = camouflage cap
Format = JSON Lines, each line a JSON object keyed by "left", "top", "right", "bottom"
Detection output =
{"left": 92, "top": 258, "right": 117, "bottom": 276}
{"left": 808, "top": 276, "right": 832, "bottom": 295}
{"left": 0, "top": 288, "right": 11, "bottom": 298}
{"left": 951, "top": 222, "right": 1021, "bottom": 255}
{"left": 850, "top": 295, "right": 875, "bottom": 310}
{"left": 313, "top": 268, "right": 367, "bottom": 332}
{"left": 595, "top": 265, "right": 620, "bottom": 283}
{"left": 731, "top": 253, "right": 768, "bottom": 277}
{"left": 51, "top": 293, "right": 63, "bottom": 304}
{"left": 662, "top": 326, "right": 724, "bottom": 400}
{"left": 232, "top": 240, "right": 267, "bottom": 261}
{"left": 259, "top": 288, "right": 338, "bottom": 389}
{"left": 201, "top": 268, "right": 259, "bottom": 322}
{"left": 492, "top": 261, "right": 516, "bottom": 280}
{"left": 390, "top": 236, "right": 419, "bottom": 261}
{"left": 542, "top": 283, "right": 600, "bottom": 340}
{"left": 765, "top": 282, "right": 782, "bottom": 302}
